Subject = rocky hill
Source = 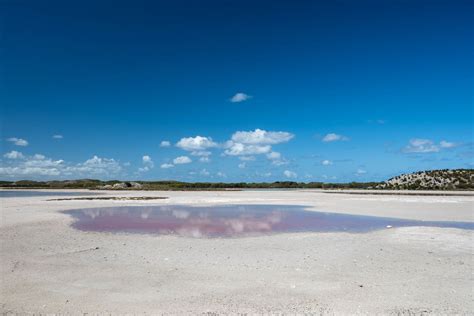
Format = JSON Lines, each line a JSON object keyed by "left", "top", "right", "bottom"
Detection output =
{"left": 377, "top": 169, "right": 474, "bottom": 190}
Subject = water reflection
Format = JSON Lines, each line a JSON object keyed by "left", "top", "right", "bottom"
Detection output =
{"left": 64, "top": 205, "right": 474, "bottom": 238}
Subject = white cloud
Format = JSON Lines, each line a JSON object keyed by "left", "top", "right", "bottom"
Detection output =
{"left": 440, "top": 140, "right": 456, "bottom": 148}
{"left": 266, "top": 151, "right": 288, "bottom": 165}
{"left": 4, "top": 151, "right": 24, "bottom": 159}
{"left": 224, "top": 143, "right": 271, "bottom": 156}
{"left": 160, "top": 163, "right": 174, "bottom": 169}
{"left": 138, "top": 155, "right": 154, "bottom": 172}
{"left": 191, "top": 151, "right": 211, "bottom": 156}
{"left": 173, "top": 156, "right": 192, "bottom": 164}
{"left": 403, "top": 139, "right": 459, "bottom": 153}
{"left": 0, "top": 154, "right": 122, "bottom": 178}
{"left": 238, "top": 162, "right": 246, "bottom": 169}
{"left": 403, "top": 139, "right": 440, "bottom": 153}
{"left": 231, "top": 129, "right": 294, "bottom": 145}
{"left": 322, "top": 133, "right": 349, "bottom": 142}
{"left": 0, "top": 166, "right": 61, "bottom": 177}
{"left": 160, "top": 141, "right": 171, "bottom": 147}
{"left": 142, "top": 155, "right": 154, "bottom": 167}
{"left": 52, "top": 135, "right": 63, "bottom": 139}
{"left": 239, "top": 156, "right": 256, "bottom": 161}
{"left": 199, "top": 156, "right": 210, "bottom": 163}
{"left": 7, "top": 137, "right": 28, "bottom": 146}
{"left": 176, "top": 136, "right": 217, "bottom": 151}
{"left": 223, "top": 129, "right": 294, "bottom": 158}
{"left": 283, "top": 170, "right": 297, "bottom": 178}
{"left": 69, "top": 155, "right": 122, "bottom": 176}
{"left": 355, "top": 169, "right": 367, "bottom": 175}
{"left": 321, "top": 174, "right": 337, "bottom": 180}
{"left": 271, "top": 160, "right": 289, "bottom": 166}
{"left": 321, "top": 159, "right": 333, "bottom": 166}
{"left": 266, "top": 151, "right": 281, "bottom": 160}
{"left": 216, "top": 171, "right": 226, "bottom": 178}
{"left": 255, "top": 171, "right": 273, "bottom": 177}
{"left": 230, "top": 92, "right": 251, "bottom": 103}
{"left": 23, "top": 155, "right": 63, "bottom": 168}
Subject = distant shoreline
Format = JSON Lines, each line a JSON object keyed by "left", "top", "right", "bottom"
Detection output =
{"left": 1, "top": 187, "right": 473, "bottom": 196}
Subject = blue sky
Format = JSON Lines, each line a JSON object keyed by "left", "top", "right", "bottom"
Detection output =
{"left": 1, "top": 0, "right": 473, "bottom": 182}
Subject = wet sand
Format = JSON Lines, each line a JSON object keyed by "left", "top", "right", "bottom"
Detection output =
{"left": 1, "top": 189, "right": 473, "bottom": 314}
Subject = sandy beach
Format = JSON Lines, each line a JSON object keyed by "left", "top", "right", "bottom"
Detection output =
{"left": 1, "top": 189, "right": 473, "bottom": 314}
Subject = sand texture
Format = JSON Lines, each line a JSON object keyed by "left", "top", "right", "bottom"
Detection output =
{"left": 1, "top": 189, "right": 473, "bottom": 314}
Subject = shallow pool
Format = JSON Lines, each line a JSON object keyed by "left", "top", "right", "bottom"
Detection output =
{"left": 64, "top": 204, "right": 474, "bottom": 238}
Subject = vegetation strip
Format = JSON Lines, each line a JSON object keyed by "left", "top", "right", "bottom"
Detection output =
{"left": 2, "top": 169, "right": 473, "bottom": 191}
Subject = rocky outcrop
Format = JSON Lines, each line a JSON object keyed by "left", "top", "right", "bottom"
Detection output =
{"left": 377, "top": 169, "right": 473, "bottom": 190}
{"left": 98, "top": 182, "right": 143, "bottom": 190}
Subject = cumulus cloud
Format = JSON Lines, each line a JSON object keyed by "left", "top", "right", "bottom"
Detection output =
{"left": 266, "top": 152, "right": 281, "bottom": 160}
{"left": 52, "top": 135, "right": 63, "bottom": 139}
{"left": 216, "top": 171, "right": 226, "bottom": 178}
{"left": 7, "top": 137, "right": 28, "bottom": 146}
{"left": 321, "top": 159, "right": 333, "bottom": 166}
{"left": 160, "top": 141, "right": 171, "bottom": 147}
{"left": 283, "top": 170, "right": 297, "bottom": 178}
{"left": 231, "top": 129, "right": 294, "bottom": 145}
{"left": 403, "top": 139, "right": 459, "bottom": 153}
{"left": 403, "top": 139, "right": 440, "bottom": 153}
{"left": 138, "top": 155, "right": 154, "bottom": 172}
{"left": 69, "top": 155, "right": 122, "bottom": 176}
{"left": 142, "top": 155, "right": 154, "bottom": 166}
{"left": 0, "top": 166, "right": 62, "bottom": 177}
{"left": 265, "top": 151, "right": 288, "bottom": 165}
{"left": 0, "top": 154, "right": 122, "bottom": 178}
{"left": 355, "top": 169, "right": 367, "bottom": 176}
{"left": 238, "top": 162, "right": 246, "bottom": 169}
{"left": 173, "top": 156, "right": 192, "bottom": 164}
{"left": 440, "top": 140, "right": 457, "bottom": 148}
{"left": 176, "top": 136, "right": 217, "bottom": 151}
{"left": 230, "top": 92, "right": 251, "bottom": 103}
{"left": 322, "top": 133, "right": 349, "bottom": 142}
{"left": 4, "top": 151, "right": 24, "bottom": 159}
{"left": 223, "top": 129, "right": 294, "bottom": 159}
{"left": 224, "top": 143, "right": 271, "bottom": 156}
{"left": 160, "top": 163, "right": 174, "bottom": 169}
{"left": 23, "top": 155, "right": 63, "bottom": 168}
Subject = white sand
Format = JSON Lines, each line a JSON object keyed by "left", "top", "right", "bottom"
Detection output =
{"left": 1, "top": 189, "right": 473, "bottom": 314}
